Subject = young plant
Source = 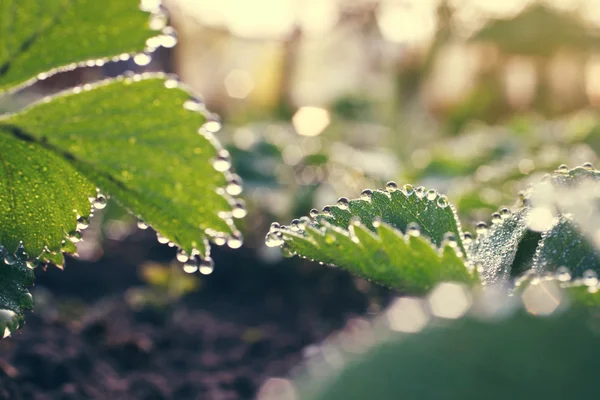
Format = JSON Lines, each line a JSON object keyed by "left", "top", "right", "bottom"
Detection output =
{"left": 267, "top": 164, "right": 600, "bottom": 399}
{"left": 0, "top": 1, "right": 243, "bottom": 335}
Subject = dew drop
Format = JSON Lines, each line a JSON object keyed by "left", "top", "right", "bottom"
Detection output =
{"left": 149, "top": 11, "right": 168, "bottom": 30}
{"left": 3, "top": 254, "right": 16, "bottom": 265}
{"left": 183, "top": 260, "right": 198, "bottom": 274}
{"left": 583, "top": 269, "right": 598, "bottom": 286}
{"left": 476, "top": 222, "right": 488, "bottom": 235}
{"left": 555, "top": 266, "right": 571, "bottom": 282}
{"left": 158, "top": 30, "right": 177, "bottom": 48}
{"left": 68, "top": 231, "right": 82, "bottom": 243}
{"left": 309, "top": 209, "right": 319, "bottom": 218}
{"left": 213, "top": 234, "right": 227, "bottom": 246}
{"left": 77, "top": 216, "right": 89, "bottom": 230}
{"left": 415, "top": 186, "right": 426, "bottom": 199}
{"left": 199, "top": 258, "right": 215, "bottom": 275}
{"left": 137, "top": 220, "right": 149, "bottom": 230}
{"left": 156, "top": 233, "right": 170, "bottom": 244}
{"left": 232, "top": 200, "right": 247, "bottom": 219}
{"left": 386, "top": 181, "right": 398, "bottom": 192}
{"left": 184, "top": 97, "right": 204, "bottom": 112}
{"left": 556, "top": 164, "right": 569, "bottom": 173}
{"left": 322, "top": 206, "right": 332, "bottom": 216}
{"left": 582, "top": 162, "right": 595, "bottom": 171}
{"left": 226, "top": 175, "right": 243, "bottom": 196}
{"left": 500, "top": 207, "right": 511, "bottom": 219}
{"left": 133, "top": 52, "right": 152, "bottom": 66}
{"left": 403, "top": 184, "right": 414, "bottom": 196}
{"left": 475, "top": 261, "right": 485, "bottom": 274}
{"left": 436, "top": 195, "right": 448, "bottom": 208}
{"left": 176, "top": 249, "right": 189, "bottom": 262}
{"left": 93, "top": 194, "right": 107, "bottom": 209}
{"left": 204, "top": 116, "right": 222, "bottom": 133}
{"left": 463, "top": 231, "right": 473, "bottom": 244}
{"left": 212, "top": 150, "right": 231, "bottom": 172}
{"left": 164, "top": 78, "right": 179, "bottom": 89}
{"left": 269, "top": 222, "right": 281, "bottom": 233}
{"left": 265, "top": 232, "right": 284, "bottom": 247}
{"left": 290, "top": 219, "right": 301, "bottom": 231}
{"left": 337, "top": 197, "right": 350, "bottom": 210}
{"left": 360, "top": 189, "right": 373, "bottom": 202}
{"left": 491, "top": 212, "right": 502, "bottom": 224}
{"left": 407, "top": 222, "right": 421, "bottom": 237}
{"left": 227, "top": 232, "right": 243, "bottom": 249}
{"left": 426, "top": 189, "right": 437, "bottom": 201}
{"left": 443, "top": 232, "right": 457, "bottom": 247}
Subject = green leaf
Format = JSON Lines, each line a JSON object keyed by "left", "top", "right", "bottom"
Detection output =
{"left": 295, "top": 285, "right": 600, "bottom": 400}
{"left": 269, "top": 185, "right": 474, "bottom": 293}
{"left": 0, "top": 124, "right": 95, "bottom": 256}
{"left": 468, "top": 207, "right": 529, "bottom": 285}
{"left": 0, "top": 0, "right": 159, "bottom": 92}
{"left": 0, "top": 246, "right": 34, "bottom": 336}
{"left": 533, "top": 216, "right": 600, "bottom": 277}
{"left": 525, "top": 165, "right": 600, "bottom": 277}
{"left": 0, "top": 74, "right": 241, "bottom": 259}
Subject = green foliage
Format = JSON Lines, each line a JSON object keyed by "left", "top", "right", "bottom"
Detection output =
{"left": 1, "top": 76, "right": 240, "bottom": 258}
{"left": 295, "top": 299, "right": 600, "bottom": 400}
{"left": 270, "top": 164, "right": 600, "bottom": 295}
{"left": 267, "top": 185, "right": 475, "bottom": 293}
{"left": 0, "top": 0, "right": 156, "bottom": 91}
{"left": 0, "top": 0, "right": 243, "bottom": 334}
{"left": 0, "top": 246, "right": 34, "bottom": 336}
{"left": 0, "top": 124, "right": 95, "bottom": 257}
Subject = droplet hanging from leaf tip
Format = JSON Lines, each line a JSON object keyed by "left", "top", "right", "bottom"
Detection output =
{"left": 204, "top": 118, "right": 222, "bottom": 134}
{"left": 199, "top": 257, "right": 215, "bottom": 275}
{"left": 265, "top": 232, "right": 284, "bottom": 248}
{"left": 156, "top": 232, "right": 169, "bottom": 244}
{"left": 212, "top": 150, "right": 231, "bottom": 172}
{"left": 93, "top": 194, "right": 107, "bottom": 210}
{"left": 225, "top": 174, "right": 243, "bottom": 196}
{"left": 137, "top": 220, "right": 149, "bottom": 230}
{"left": 227, "top": 232, "right": 243, "bottom": 249}
{"left": 76, "top": 216, "right": 89, "bottom": 230}
{"left": 176, "top": 249, "right": 189, "bottom": 262}
{"left": 231, "top": 200, "right": 247, "bottom": 219}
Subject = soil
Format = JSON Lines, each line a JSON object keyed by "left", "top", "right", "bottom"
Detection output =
{"left": 0, "top": 232, "right": 391, "bottom": 399}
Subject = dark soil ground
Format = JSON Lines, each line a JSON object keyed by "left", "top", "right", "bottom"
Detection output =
{"left": 0, "top": 232, "right": 391, "bottom": 399}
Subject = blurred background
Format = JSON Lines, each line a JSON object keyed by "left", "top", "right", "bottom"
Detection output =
{"left": 165, "top": 0, "right": 600, "bottom": 245}
{"left": 5, "top": 0, "right": 600, "bottom": 399}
